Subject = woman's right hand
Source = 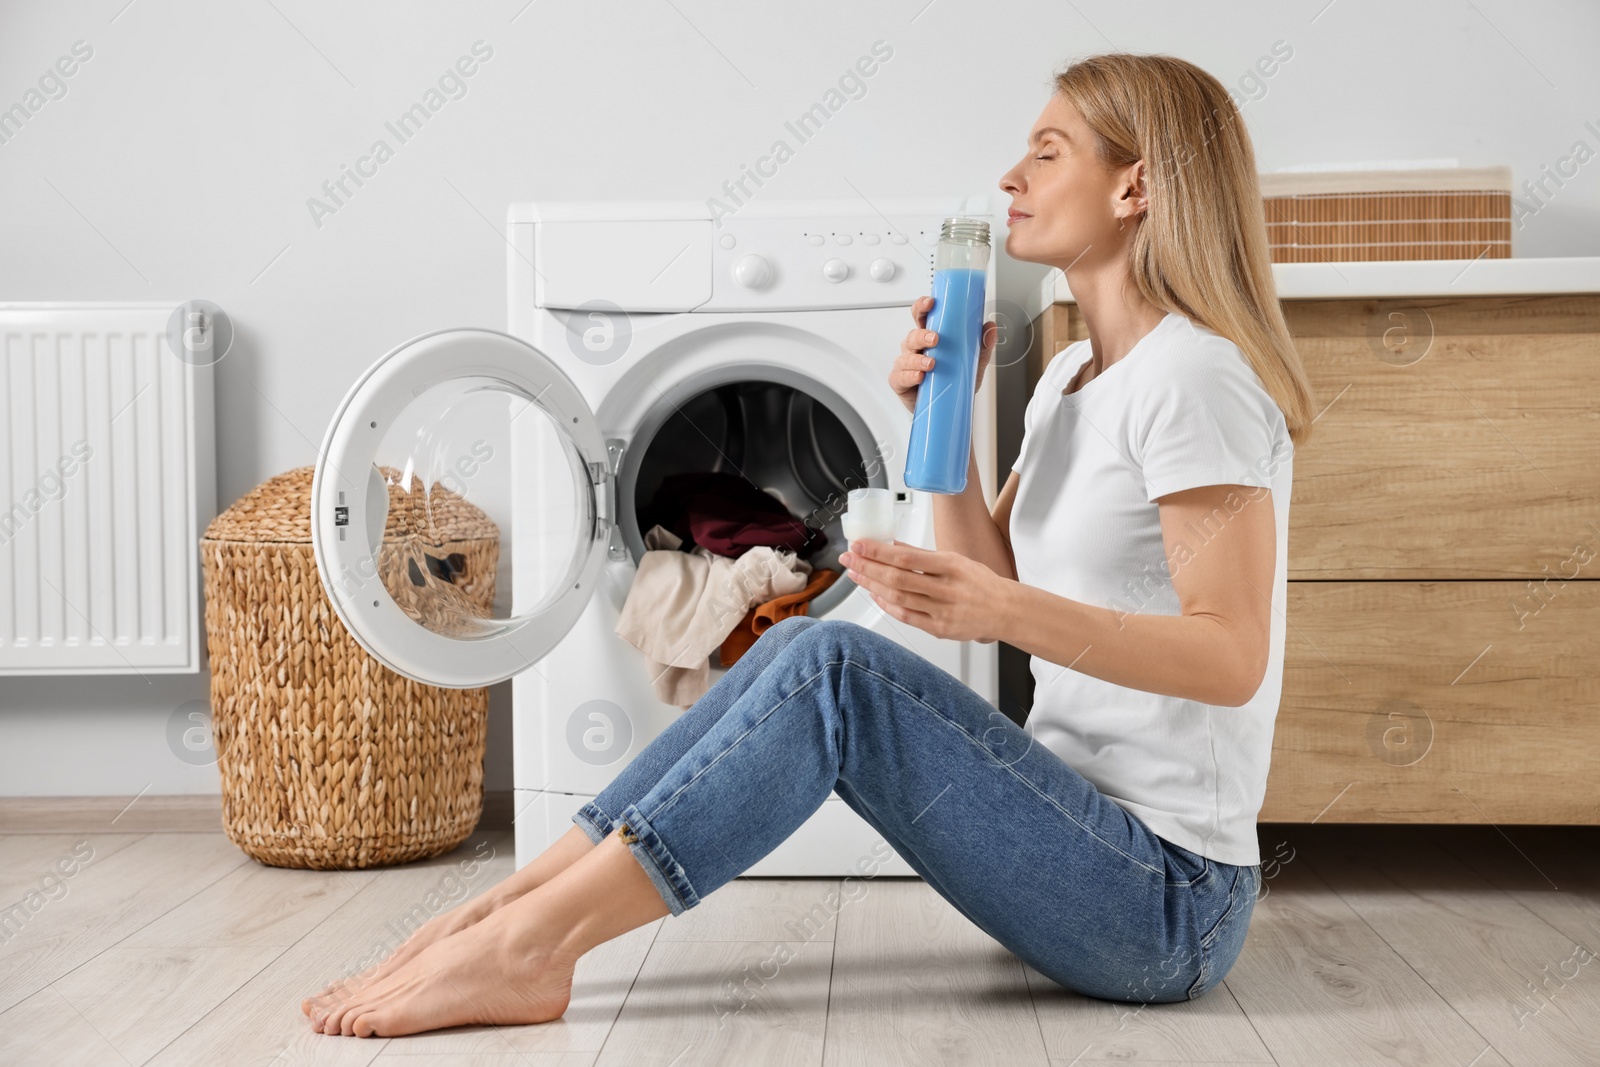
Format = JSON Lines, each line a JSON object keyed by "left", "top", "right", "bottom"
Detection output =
{"left": 890, "top": 295, "right": 997, "bottom": 414}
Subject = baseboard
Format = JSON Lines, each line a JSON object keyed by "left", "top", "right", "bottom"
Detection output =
{"left": 0, "top": 794, "right": 224, "bottom": 834}
{"left": 0, "top": 790, "right": 517, "bottom": 835}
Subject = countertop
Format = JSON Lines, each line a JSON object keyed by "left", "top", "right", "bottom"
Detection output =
{"left": 1039, "top": 255, "right": 1600, "bottom": 305}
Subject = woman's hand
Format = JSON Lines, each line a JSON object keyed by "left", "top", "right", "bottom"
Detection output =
{"left": 889, "top": 295, "right": 999, "bottom": 414}
{"left": 838, "top": 538, "right": 1009, "bottom": 643}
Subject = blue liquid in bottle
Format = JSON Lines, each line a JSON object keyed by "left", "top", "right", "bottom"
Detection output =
{"left": 905, "top": 267, "right": 986, "bottom": 493}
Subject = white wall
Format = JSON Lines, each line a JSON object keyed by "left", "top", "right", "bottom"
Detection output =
{"left": 3, "top": 0, "right": 1597, "bottom": 795}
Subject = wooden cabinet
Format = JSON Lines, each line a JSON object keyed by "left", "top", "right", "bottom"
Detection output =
{"left": 1028, "top": 289, "right": 1600, "bottom": 825}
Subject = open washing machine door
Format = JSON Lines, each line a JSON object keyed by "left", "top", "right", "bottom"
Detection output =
{"left": 311, "top": 328, "right": 612, "bottom": 688}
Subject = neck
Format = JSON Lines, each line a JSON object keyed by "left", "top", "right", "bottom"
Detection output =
{"left": 1053, "top": 253, "right": 1169, "bottom": 375}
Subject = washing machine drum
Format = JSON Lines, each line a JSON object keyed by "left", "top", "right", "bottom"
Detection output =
{"left": 312, "top": 328, "right": 613, "bottom": 689}
{"left": 631, "top": 379, "right": 863, "bottom": 561}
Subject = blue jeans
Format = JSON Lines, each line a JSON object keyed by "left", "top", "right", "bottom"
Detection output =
{"left": 572, "top": 615, "right": 1258, "bottom": 1003}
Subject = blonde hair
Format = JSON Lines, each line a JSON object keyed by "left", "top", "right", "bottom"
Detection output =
{"left": 1054, "top": 53, "right": 1315, "bottom": 444}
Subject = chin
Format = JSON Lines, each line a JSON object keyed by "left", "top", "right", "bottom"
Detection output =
{"left": 1014, "top": 229, "right": 1093, "bottom": 274}
{"left": 1003, "top": 230, "right": 1048, "bottom": 265}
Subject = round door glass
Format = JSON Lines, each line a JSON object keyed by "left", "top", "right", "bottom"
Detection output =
{"left": 362, "top": 375, "right": 593, "bottom": 641}
{"left": 313, "top": 328, "right": 612, "bottom": 688}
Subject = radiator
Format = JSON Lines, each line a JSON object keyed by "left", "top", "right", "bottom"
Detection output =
{"left": 0, "top": 303, "right": 216, "bottom": 674}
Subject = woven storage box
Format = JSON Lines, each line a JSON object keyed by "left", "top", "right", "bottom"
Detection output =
{"left": 201, "top": 466, "right": 499, "bottom": 869}
{"left": 1261, "top": 166, "right": 1512, "bottom": 262}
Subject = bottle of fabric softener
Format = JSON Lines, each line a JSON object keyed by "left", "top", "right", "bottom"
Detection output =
{"left": 904, "top": 217, "right": 991, "bottom": 494}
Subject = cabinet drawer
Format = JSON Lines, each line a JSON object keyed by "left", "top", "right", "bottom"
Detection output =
{"left": 1284, "top": 295, "right": 1600, "bottom": 579}
{"left": 1263, "top": 580, "right": 1600, "bottom": 824}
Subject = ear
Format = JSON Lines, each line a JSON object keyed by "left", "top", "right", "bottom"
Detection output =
{"left": 1117, "top": 159, "right": 1149, "bottom": 221}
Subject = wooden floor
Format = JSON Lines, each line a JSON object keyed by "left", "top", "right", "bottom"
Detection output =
{"left": 1, "top": 799, "right": 1597, "bottom": 1066}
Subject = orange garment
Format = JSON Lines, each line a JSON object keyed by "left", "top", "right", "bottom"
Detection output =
{"left": 718, "top": 567, "right": 840, "bottom": 667}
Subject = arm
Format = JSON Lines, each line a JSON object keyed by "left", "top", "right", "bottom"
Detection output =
{"left": 995, "top": 483, "right": 1274, "bottom": 706}
{"left": 932, "top": 461, "right": 1021, "bottom": 581}
{"left": 841, "top": 481, "right": 1274, "bottom": 707}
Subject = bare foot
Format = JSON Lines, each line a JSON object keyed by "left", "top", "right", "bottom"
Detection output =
{"left": 301, "top": 825, "right": 600, "bottom": 1017}
{"left": 306, "top": 908, "right": 575, "bottom": 1037}
{"left": 300, "top": 889, "right": 504, "bottom": 1017}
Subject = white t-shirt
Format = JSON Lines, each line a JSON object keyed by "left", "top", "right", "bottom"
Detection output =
{"left": 1007, "top": 309, "right": 1293, "bottom": 867}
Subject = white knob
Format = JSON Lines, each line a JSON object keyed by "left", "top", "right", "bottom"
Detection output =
{"left": 734, "top": 253, "right": 772, "bottom": 289}
{"left": 822, "top": 258, "right": 850, "bottom": 283}
{"left": 869, "top": 258, "right": 896, "bottom": 282}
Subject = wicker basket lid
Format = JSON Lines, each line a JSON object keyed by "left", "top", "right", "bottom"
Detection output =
{"left": 204, "top": 466, "right": 499, "bottom": 545}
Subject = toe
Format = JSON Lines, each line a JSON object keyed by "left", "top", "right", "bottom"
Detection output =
{"left": 352, "top": 1011, "right": 381, "bottom": 1038}
{"left": 320, "top": 1002, "right": 352, "bottom": 1036}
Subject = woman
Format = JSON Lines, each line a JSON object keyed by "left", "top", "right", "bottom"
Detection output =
{"left": 303, "top": 51, "right": 1315, "bottom": 1037}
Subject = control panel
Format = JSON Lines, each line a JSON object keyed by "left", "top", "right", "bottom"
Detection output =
{"left": 701, "top": 216, "right": 950, "bottom": 313}
{"left": 524, "top": 200, "right": 995, "bottom": 315}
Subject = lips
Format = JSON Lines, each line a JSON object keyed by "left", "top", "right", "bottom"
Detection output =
{"left": 1006, "top": 210, "right": 1031, "bottom": 224}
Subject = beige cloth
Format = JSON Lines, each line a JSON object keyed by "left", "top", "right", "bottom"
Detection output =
{"left": 615, "top": 524, "right": 811, "bottom": 708}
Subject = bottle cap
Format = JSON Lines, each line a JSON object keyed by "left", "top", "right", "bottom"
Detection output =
{"left": 938, "top": 217, "right": 991, "bottom": 246}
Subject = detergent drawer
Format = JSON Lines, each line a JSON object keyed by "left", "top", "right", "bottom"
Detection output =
{"left": 535, "top": 219, "right": 713, "bottom": 312}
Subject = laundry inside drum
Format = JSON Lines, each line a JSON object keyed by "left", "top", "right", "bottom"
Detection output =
{"left": 629, "top": 378, "right": 889, "bottom": 620}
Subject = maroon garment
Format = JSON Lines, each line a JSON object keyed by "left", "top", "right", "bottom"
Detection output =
{"left": 642, "top": 471, "right": 829, "bottom": 559}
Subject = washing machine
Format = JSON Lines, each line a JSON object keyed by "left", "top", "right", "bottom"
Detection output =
{"left": 311, "top": 197, "right": 1000, "bottom": 876}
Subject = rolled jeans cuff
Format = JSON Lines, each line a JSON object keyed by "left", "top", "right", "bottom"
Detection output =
{"left": 616, "top": 801, "right": 701, "bottom": 917}
{"left": 571, "top": 801, "right": 613, "bottom": 845}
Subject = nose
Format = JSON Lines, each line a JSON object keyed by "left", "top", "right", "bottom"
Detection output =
{"left": 999, "top": 164, "right": 1023, "bottom": 196}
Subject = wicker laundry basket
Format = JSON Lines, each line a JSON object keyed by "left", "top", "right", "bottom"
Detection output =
{"left": 201, "top": 466, "right": 499, "bottom": 869}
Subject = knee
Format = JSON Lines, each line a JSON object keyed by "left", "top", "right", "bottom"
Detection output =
{"left": 766, "top": 614, "right": 821, "bottom": 638}
{"left": 772, "top": 616, "right": 862, "bottom": 656}
{"left": 773, "top": 620, "right": 891, "bottom": 703}
{"left": 758, "top": 617, "right": 869, "bottom": 686}
{"left": 763, "top": 614, "right": 823, "bottom": 649}
{"left": 756, "top": 614, "right": 827, "bottom": 658}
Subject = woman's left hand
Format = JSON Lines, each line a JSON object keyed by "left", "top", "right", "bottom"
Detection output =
{"left": 838, "top": 539, "right": 1006, "bottom": 643}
